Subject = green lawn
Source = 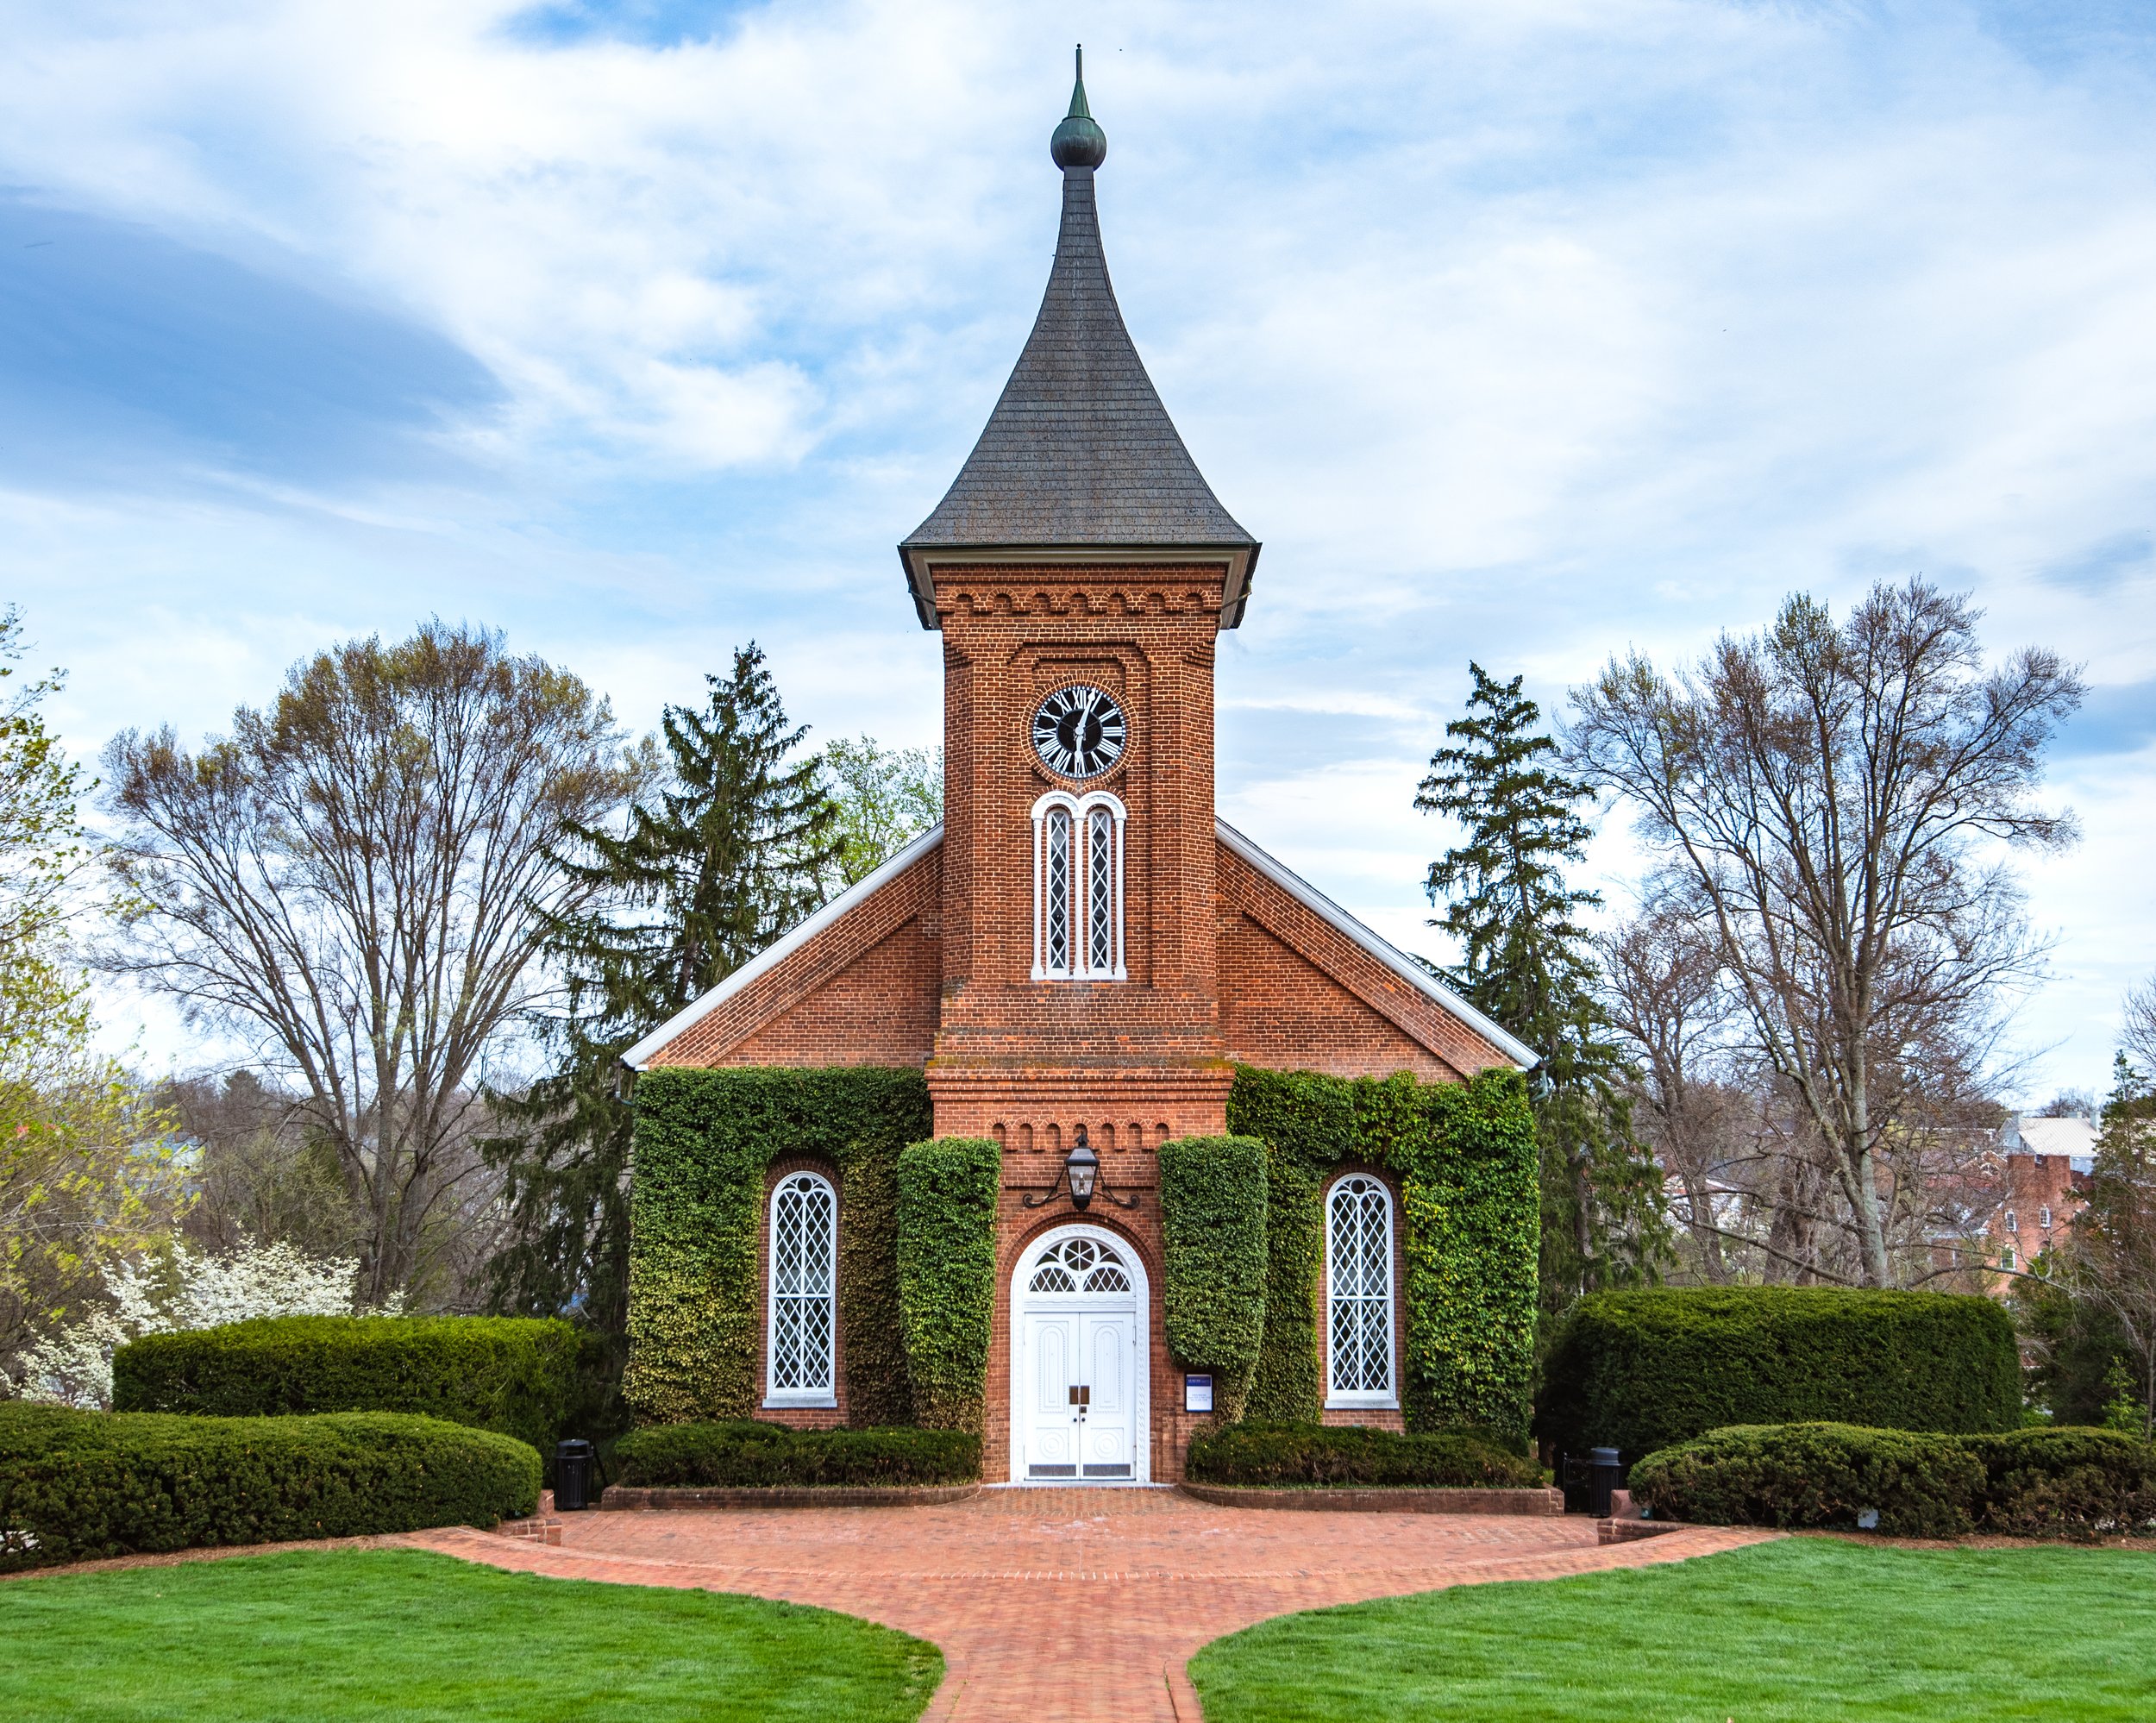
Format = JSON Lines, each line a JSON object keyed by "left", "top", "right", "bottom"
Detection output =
{"left": 1189, "top": 1538, "right": 2156, "bottom": 1722}
{"left": 0, "top": 1548, "right": 939, "bottom": 1721}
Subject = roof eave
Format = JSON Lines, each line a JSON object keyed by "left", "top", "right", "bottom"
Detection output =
{"left": 899, "top": 540, "right": 1260, "bottom": 631}
{"left": 1214, "top": 816, "right": 1542, "bottom": 1071}
{"left": 620, "top": 823, "right": 946, "bottom": 1070}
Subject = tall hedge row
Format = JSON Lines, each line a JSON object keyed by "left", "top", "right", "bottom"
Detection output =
{"left": 1535, "top": 1287, "right": 2023, "bottom": 1460}
{"left": 1157, "top": 1136, "right": 1269, "bottom": 1421}
{"left": 1226, "top": 1065, "right": 1539, "bottom": 1440}
{"left": 114, "top": 1315, "right": 588, "bottom": 1457}
{"left": 0, "top": 1405, "right": 539, "bottom": 1572}
{"left": 624, "top": 1067, "right": 931, "bottom": 1425}
{"left": 1628, "top": 1422, "right": 2156, "bottom": 1540}
{"left": 895, "top": 1137, "right": 1001, "bottom": 1432}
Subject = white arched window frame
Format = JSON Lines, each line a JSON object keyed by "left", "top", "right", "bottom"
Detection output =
{"left": 1031, "top": 789, "right": 1126, "bottom": 981}
{"left": 1325, "top": 1174, "right": 1397, "bottom": 1409}
{"left": 764, "top": 1171, "right": 838, "bottom": 1407}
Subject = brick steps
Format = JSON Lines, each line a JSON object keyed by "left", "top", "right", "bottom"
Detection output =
{"left": 1177, "top": 1482, "right": 1564, "bottom": 1514}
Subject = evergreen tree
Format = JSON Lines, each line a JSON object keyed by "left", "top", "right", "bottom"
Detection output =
{"left": 1416, "top": 661, "right": 1665, "bottom": 1313}
{"left": 484, "top": 645, "right": 839, "bottom": 1371}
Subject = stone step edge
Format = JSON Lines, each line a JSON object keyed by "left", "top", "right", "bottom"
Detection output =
{"left": 596, "top": 1482, "right": 983, "bottom": 1511}
{"left": 1177, "top": 1482, "right": 1566, "bottom": 1515}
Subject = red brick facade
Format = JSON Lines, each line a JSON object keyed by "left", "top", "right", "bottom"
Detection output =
{"left": 634, "top": 551, "right": 1521, "bottom": 1479}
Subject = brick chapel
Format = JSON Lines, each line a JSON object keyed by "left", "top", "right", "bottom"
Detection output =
{"left": 624, "top": 61, "right": 1532, "bottom": 1485}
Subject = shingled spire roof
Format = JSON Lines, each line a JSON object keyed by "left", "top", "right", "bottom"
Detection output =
{"left": 899, "top": 49, "right": 1259, "bottom": 630}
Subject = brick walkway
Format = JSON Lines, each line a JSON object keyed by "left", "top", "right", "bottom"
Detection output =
{"left": 407, "top": 1489, "right": 1776, "bottom": 1720}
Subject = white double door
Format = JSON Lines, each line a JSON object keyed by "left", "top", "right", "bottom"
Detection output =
{"left": 1012, "top": 1226, "right": 1147, "bottom": 1483}
{"left": 1021, "top": 1306, "right": 1138, "bottom": 1481}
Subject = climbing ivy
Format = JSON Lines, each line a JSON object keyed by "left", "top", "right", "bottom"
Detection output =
{"left": 1227, "top": 1064, "right": 1539, "bottom": 1440}
{"left": 896, "top": 1137, "right": 1002, "bottom": 1432}
{"left": 1157, "top": 1136, "right": 1269, "bottom": 1421}
{"left": 624, "top": 1067, "right": 931, "bottom": 1425}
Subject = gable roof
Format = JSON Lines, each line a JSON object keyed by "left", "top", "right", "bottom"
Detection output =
{"left": 1215, "top": 818, "right": 1540, "bottom": 1070}
{"left": 898, "top": 74, "right": 1258, "bottom": 630}
{"left": 620, "top": 823, "right": 944, "bottom": 1071}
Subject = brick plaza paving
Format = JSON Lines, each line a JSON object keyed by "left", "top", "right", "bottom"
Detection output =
{"left": 409, "top": 1489, "right": 1777, "bottom": 1721}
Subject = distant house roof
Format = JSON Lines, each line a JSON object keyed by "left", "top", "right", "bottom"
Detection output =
{"left": 2003, "top": 1114, "right": 2100, "bottom": 1159}
{"left": 898, "top": 63, "right": 1258, "bottom": 630}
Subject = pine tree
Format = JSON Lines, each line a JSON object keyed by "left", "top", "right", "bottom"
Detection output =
{"left": 484, "top": 645, "right": 839, "bottom": 1369}
{"left": 1416, "top": 662, "right": 1665, "bottom": 1312}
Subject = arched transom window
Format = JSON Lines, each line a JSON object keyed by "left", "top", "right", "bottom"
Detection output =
{"left": 766, "top": 1171, "right": 837, "bottom": 1407}
{"left": 1032, "top": 790, "right": 1126, "bottom": 981}
{"left": 1027, "top": 1236, "right": 1134, "bottom": 1295}
{"left": 1326, "top": 1175, "right": 1395, "bottom": 1407}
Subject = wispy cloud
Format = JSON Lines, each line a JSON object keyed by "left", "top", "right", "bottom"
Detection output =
{"left": 4, "top": 0, "right": 2154, "bottom": 1093}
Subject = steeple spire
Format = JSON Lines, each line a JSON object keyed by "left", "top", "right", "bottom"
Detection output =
{"left": 1050, "top": 45, "right": 1107, "bottom": 170}
{"left": 899, "top": 52, "right": 1259, "bottom": 630}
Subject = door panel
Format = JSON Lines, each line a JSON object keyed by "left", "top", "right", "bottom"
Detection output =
{"left": 1025, "top": 1313, "right": 1077, "bottom": 1476}
{"left": 1077, "top": 1312, "right": 1133, "bottom": 1478}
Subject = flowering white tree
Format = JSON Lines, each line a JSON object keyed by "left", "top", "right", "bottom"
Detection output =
{"left": 15, "top": 1237, "right": 400, "bottom": 1409}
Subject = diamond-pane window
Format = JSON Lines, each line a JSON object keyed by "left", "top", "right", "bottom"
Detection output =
{"left": 1087, "top": 807, "right": 1113, "bottom": 973}
{"left": 768, "top": 1173, "right": 836, "bottom": 1398}
{"left": 1045, "top": 810, "right": 1072, "bottom": 974}
{"left": 1326, "top": 1175, "right": 1394, "bottom": 1400}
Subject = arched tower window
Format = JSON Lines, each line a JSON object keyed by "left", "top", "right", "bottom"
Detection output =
{"left": 766, "top": 1171, "right": 837, "bottom": 1407}
{"left": 1326, "top": 1174, "right": 1396, "bottom": 1407}
{"left": 1031, "top": 791, "right": 1125, "bottom": 981}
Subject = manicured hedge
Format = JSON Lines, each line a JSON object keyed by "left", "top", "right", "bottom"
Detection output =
{"left": 1628, "top": 1423, "right": 2156, "bottom": 1540}
{"left": 625, "top": 1067, "right": 931, "bottom": 1425}
{"left": 114, "top": 1315, "right": 589, "bottom": 1458}
{"left": 1535, "top": 1287, "right": 2022, "bottom": 1461}
{"left": 609, "top": 1420, "right": 980, "bottom": 1488}
{"left": 0, "top": 1404, "right": 539, "bottom": 1572}
{"left": 896, "top": 1137, "right": 1001, "bottom": 1432}
{"left": 1185, "top": 1421, "right": 1548, "bottom": 1489}
{"left": 1158, "top": 1136, "right": 1269, "bottom": 1422}
{"left": 1227, "top": 1066, "right": 1539, "bottom": 1439}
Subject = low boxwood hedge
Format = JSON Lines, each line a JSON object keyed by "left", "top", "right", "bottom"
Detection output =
{"left": 1184, "top": 1422, "right": 1549, "bottom": 1489}
{"left": 1536, "top": 1287, "right": 2021, "bottom": 1462}
{"left": 113, "top": 1315, "right": 592, "bottom": 1459}
{"left": 1628, "top": 1422, "right": 2156, "bottom": 1540}
{"left": 609, "top": 1421, "right": 979, "bottom": 1488}
{"left": 0, "top": 1403, "right": 540, "bottom": 1572}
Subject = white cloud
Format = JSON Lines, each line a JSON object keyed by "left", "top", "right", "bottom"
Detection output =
{"left": 2, "top": 0, "right": 2152, "bottom": 1088}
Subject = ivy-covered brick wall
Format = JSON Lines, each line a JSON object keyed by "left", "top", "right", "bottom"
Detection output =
{"left": 624, "top": 1066, "right": 931, "bottom": 1425}
{"left": 1227, "top": 1064, "right": 1539, "bottom": 1440}
{"left": 1157, "top": 1136, "right": 1269, "bottom": 1421}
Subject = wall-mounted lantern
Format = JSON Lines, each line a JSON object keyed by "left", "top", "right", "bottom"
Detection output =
{"left": 1021, "top": 1124, "right": 1138, "bottom": 1212}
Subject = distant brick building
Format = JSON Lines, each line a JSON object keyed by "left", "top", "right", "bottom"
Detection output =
{"left": 1984, "top": 1114, "right": 2096, "bottom": 1278}
{"left": 624, "top": 65, "right": 1532, "bottom": 1485}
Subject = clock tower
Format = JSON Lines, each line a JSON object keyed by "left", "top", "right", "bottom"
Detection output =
{"left": 899, "top": 52, "right": 1258, "bottom": 1153}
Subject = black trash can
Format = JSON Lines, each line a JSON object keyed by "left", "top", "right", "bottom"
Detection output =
{"left": 555, "top": 1438, "right": 595, "bottom": 1512}
{"left": 1589, "top": 1446, "right": 1623, "bottom": 1519}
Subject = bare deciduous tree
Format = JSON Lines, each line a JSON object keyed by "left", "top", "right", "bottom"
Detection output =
{"left": 1599, "top": 901, "right": 1747, "bottom": 1282}
{"left": 1569, "top": 580, "right": 2081, "bottom": 1287}
{"left": 104, "top": 623, "right": 638, "bottom": 1306}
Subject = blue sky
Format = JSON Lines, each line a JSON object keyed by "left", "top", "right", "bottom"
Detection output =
{"left": 3, "top": 0, "right": 2152, "bottom": 1100}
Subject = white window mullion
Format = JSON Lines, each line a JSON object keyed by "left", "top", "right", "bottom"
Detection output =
{"left": 1325, "top": 1175, "right": 1396, "bottom": 1409}
{"left": 766, "top": 1172, "right": 837, "bottom": 1407}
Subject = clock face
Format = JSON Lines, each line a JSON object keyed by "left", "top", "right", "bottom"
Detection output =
{"left": 1031, "top": 685, "right": 1127, "bottom": 778}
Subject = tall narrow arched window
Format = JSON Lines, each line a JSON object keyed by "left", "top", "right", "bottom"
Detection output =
{"left": 766, "top": 1171, "right": 837, "bottom": 1407}
{"left": 1326, "top": 1175, "right": 1395, "bottom": 1407}
{"left": 1031, "top": 790, "right": 1125, "bottom": 981}
{"left": 1043, "top": 806, "right": 1074, "bottom": 976}
{"left": 1087, "top": 806, "right": 1114, "bottom": 973}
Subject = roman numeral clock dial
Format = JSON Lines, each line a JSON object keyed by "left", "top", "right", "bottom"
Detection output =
{"left": 1031, "top": 685, "right": 1127, "bottom": 778}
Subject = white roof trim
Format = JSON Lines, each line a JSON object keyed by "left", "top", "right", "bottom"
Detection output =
{"left": 621, "top": 823, "right": 945, "bottom": 1071}
{"left": 1215, "top": 817, "right": 1539, "bottom": 1070}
